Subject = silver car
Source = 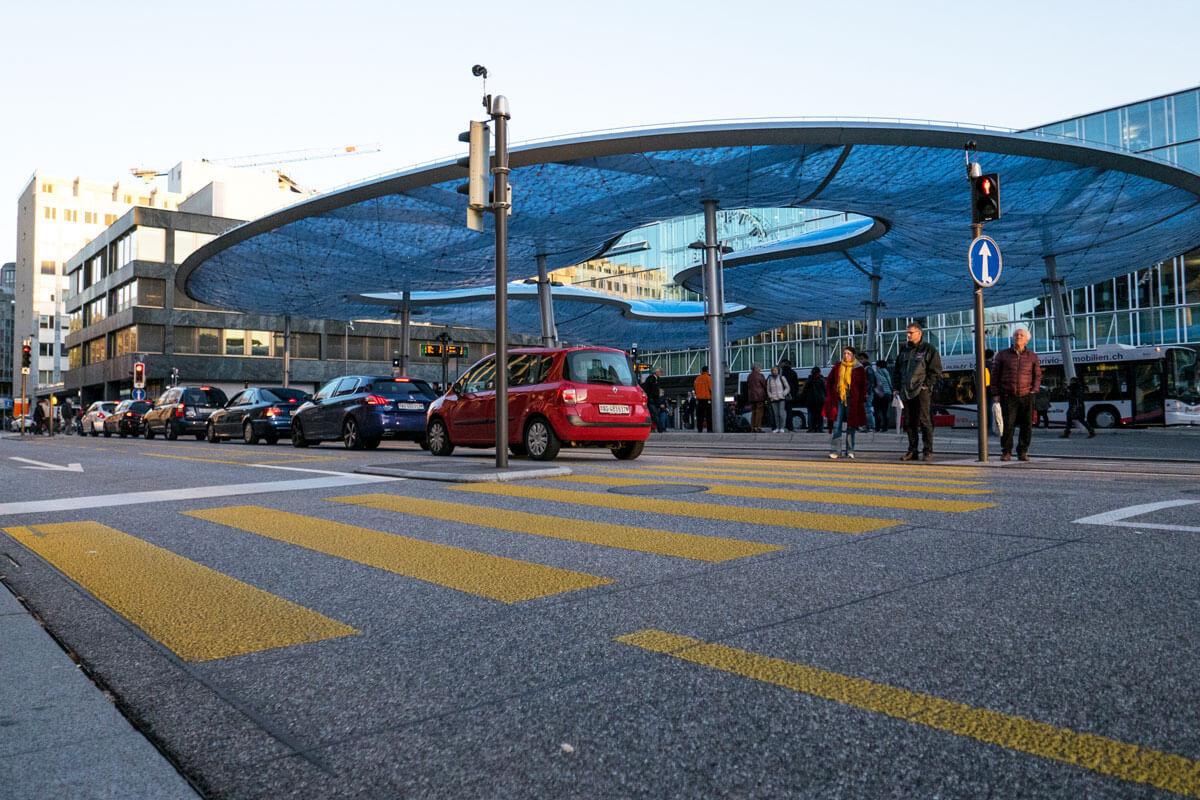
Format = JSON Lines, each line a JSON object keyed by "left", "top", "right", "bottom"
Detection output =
{"left": 80, "top": 401, "right": 118, "bottom": 436}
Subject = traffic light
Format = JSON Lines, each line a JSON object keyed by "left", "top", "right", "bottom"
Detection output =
{"left": 133, "top": 362, "right": 146, "bottom": 388}
{"left": 21, "top": 341, "right": 31, "bottom": 368}
{"left": 971, "top": 173, "right": 1001, "bottom": 224}
{"left": 456, "top": 120, "right": 491, "bottom": 232}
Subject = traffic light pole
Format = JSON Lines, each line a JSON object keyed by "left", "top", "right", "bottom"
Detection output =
{"left": 972, "top": 222, "right": 988, "bottom": 463}
{"left": 490, "top": 95, "right": 511, "bottom": 469}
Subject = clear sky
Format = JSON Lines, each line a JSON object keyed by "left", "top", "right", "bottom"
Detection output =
{"left": 2, "top": 0, "right": 1196, "bottom": 262}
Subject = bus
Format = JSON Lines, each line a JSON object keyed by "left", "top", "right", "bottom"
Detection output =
{"left": 933, "top": 344, "right": 1199, "bottom": 429}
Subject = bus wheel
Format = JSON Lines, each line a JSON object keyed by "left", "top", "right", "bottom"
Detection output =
{"left": 1089, "top": 405, "right": 1121, "bottom": 429}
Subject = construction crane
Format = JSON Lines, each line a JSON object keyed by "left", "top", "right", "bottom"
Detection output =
{"left": 131, "top": 143, "right": 382, "bottom": 182}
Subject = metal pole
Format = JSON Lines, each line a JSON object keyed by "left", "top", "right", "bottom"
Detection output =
{"left": 865, "top": 273, "right": 881, "bottom": 352}
{"left": 282, "top": 316, "right": 291, "bottom": 388}
{"left": 536, "top": 254, "right": 557, "bottom": 346}
{"left": 491, "top": 95, "right": 511, "bottom": 468}
{"left": 1044, "top": 255, "right": 1076, "bottom": 381}
{"left": 702, "top": 200, "right": 725, "bottom": 433}
{"left": 972, "top": 222, "right": 988, "bottom": 462}
{"left": 399, "top": 291, "right": 411, "bottom": 377}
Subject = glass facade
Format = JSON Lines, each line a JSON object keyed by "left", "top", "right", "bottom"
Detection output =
{"left": 647, "top": 87, "right": 1200, "bottom": 376}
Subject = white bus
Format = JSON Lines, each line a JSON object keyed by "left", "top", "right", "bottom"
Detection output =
{"left": 933, "top": 344, "right": 1200, "bottom": 429}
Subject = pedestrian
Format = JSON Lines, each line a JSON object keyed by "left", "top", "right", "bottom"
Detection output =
{"left": 800, "top": 367, "right": 826, "bottom": 432}
{"left": 642, "top": 367, "right": 666, "bottom": 433}
{"left": 60, "top": 399, "right": 73, "bottom": 435}
{"left": 767, "top": 366, "right": 789, "bottom": 433}
{"left": 857, "top": 352, "right": 875, "bottom": 431}
{"left": 871, "top": 358, "right": 893, "bottom": 431}
{"left": 746, "top": 364, "right": 767, "bottom": 432}
{"left": 1060, "top": 376, "right": 1096, "bottom": 439}
{"left": 892, "top": 320, "right": 942, "bottom": 462}
{"left": 993, "top": 328, "right": 1043, "bottom": 462}
{"left": 984, "top": 349, "right": 1002, "bottom": 436}
{"left": 780, "top": 358, "right": 800, "bottom": 431}
{"left": 682, "top": 390, "right": 695, "bottom": 429}
{"left": 693, "top": 366, "right": 712, "bottom": 432}
{"left": 1034, "top": 386, "right": 1051, "bottom": 429}
{"left": 32, "top": 400, "right": 45, "bottom": 435}
{"left": 824, "top": 347, "right": 867, "bottom": 459}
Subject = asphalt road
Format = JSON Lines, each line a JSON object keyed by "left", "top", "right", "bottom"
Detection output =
{"left": 1, "top": 431, "right": 1198, "bottom": 799}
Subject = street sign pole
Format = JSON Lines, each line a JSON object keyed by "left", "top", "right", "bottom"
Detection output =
{"left": 489, "top": 93, "right": 511, "bottom": 469}
{"left": 972, "top": 223, "right": 987, "bottom": 463}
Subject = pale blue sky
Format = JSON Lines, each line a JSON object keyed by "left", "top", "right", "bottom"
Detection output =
{"left": 2, "top": 0, "right": 1196, "bottom": 261}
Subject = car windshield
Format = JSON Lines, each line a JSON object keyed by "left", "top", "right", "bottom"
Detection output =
{"left": 129, "top": 401, "right": 151, "bottom": 413}
{"left": 365, "top": 379, "right": 437, "bottom": 400}
{"left": 261, "top": 388, "right": 308, "bottom": 404}
{"left": 564, "top": 350, "right": 635, "bottom": 386}
{"left": 181, "top": 388, "right": 228, "bottom": 406}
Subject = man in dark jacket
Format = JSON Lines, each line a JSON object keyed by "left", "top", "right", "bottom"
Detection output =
{"left": 892, "top": 321, "right": 942, "bottom": 461}
{"left": 800, "top": 367, "right": 826, "bottom": 432}
{"left": 642, "top": 368, "right": 665, "bottom": 433}
{"left": 992, "top": 328, "right": 1042, "bottom": 461}
{"left": 780, "top": 359, "right": 800, "bottom": 431}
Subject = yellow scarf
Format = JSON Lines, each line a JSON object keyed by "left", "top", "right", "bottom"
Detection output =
{"left": 838, "top": 357, "right": 856, "bottom": 403}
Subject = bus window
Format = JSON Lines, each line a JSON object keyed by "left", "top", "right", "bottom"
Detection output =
{"left": 1167, "top": 348, "right": 1199, "bottom": 404}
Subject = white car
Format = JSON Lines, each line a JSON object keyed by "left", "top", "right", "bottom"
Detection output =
{"left": 80, "top": 401, "right": 117, "bottom": 436}
{"left": 9, "top": 415, "right": 35, "bottom": 432}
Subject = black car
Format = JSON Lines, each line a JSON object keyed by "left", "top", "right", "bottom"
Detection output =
{"left": 206, "top": 387, "right": 310, "bottom": 444}
{"left": 103, "top": 400, "right": 151, "bottom": 437}
{"left": 143, "top": 385, "right": 230, "bottom": 440}
{"left": 290, "top": 375, "right": 438, "bottom": 450}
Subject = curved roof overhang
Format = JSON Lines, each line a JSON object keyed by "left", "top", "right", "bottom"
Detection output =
{"left": 179, "top": 121, "right": 1200, "bottom": 349}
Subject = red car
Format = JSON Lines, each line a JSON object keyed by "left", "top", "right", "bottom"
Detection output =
{"left": 426, "top": 346, "right": 650, "bottom": 461}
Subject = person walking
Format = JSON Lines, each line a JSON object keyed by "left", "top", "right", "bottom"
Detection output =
{"left": 824, "top": 347, "right": 867, "bottom": 459}
{"left": 643, "top": 368, "right": 665, "bottom": 433}
{"left": 871, "top": 359, "right": 893, "bottom": 431}
{"left": 682, "top": 390, "right": 695, "bottom": 430}
{"left": 800, "top": 367, "right": 826, "bottom": 432}
{"left": 857, "top": 352, "right": 875, "bottom": 431}
{"left": 746, "top": 364, "right": 767, "bottom": 432}
{"left": 766, "top": 366, "right": 789, "bottom": 433}
{"left": 892, "top": 321, "right": 942, "bottom": 462}
{"left": 1034, "top": 387, "right": 1051, "bottom": 429}
{"left": 32, "top": 400, "right": 45, "bottom": 435}
{"left": 993, "top": 328, "right": 1043, "bottom": 462}
{"left": 780, "top": 359, "right": 800, "bottom": 431}
{"left": 1059, "top": 377, "right": 1096, "bottom": 439}
{"left": 983, "top": 349, "right": 1001, "bottom": 436}
{"left": 60, "top": 399, "right": 74, "bottom": 435}
{"left": 693, "top": 366, "right": 712, "bottom": 432}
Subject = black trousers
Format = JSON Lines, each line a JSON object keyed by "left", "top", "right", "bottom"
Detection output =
{"left": 695, "top": 399, "right": 711, "bottom": 432}
{"left": 1001, "top": 394, "right": 1035, "bottom": 455}
{"left": 1063, "top": 405, "right": 1094, "bottom": 436}
{"left": 807, "top": 403, "right": 824, "bottom": 432}
{"left": 901, "top": 389, "right": 933, "bottom": 454}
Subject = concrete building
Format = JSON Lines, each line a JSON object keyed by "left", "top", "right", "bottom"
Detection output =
{"left": 1, "top": 262, "right": 14, "bottom": 412}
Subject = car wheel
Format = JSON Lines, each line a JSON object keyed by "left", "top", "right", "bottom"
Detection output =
{"left": 194, "top": 433, "right": 206, "bottom": 440}
{"left": 264, "top": 433, "right": 279, "bottom": 445}
{"left": 119, "top": 430, "right": 127, "bottom": 438}
{"left": 165, "top": 421, "right": 179, "bottom": 441}
{"left": 89, "top": 426, "right": 99, "bottom": 437}
{"left": 144, "top": 423, "right": 155, "bottom": 440}
{"left": 509, "top": 442, "right": 528, "bottom": 457}
{"left": 612, "top": 440, "right": 645, "bottom": 460}
{"left": 417, "top": 437, "right": 430, "bottom": 451}
{"left": 524, "top": 417, "right": 560, "bottom": 461}
{"left": 427, "top": 418, "right": 454, "bottom": 456}
{"left": 363, "top": 437, "right": 381, "bottom": 450}
{"left": 291, "top": 421, "right": 310, "bottom": 448}
{"left": 243, "top": 421, "right": 260, "bottom": 445}
{"left": 103, "top": 428, "right": 112, "bottom": 438}
{"left": 206, "top": 422, "right": 219, "bottom": 443}
{"left": 342, "top": 418, "right": 364, "bottom": 450}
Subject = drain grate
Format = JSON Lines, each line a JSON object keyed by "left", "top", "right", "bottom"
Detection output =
{"left": 607, "top": 483, "right": 707, "bottom": 497}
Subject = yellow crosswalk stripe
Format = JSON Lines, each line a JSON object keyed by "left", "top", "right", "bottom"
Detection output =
{"left": 329, "top": 494, "right": 782, "bottom": 562}
{"left": 3, "top": 522, "right": 358, "bottom": 662}
{"left": 184, "top": 506, "right": 612, "bottom": 603}
{"left": 554, "top": 475, "right": 995, "bottom": 513}
{"left": 696, "top": 457, "right": 984, "bottom": 477}
{"left": 624, "top": 464, "right": 987, "bottom": 486}
{"left": 601, "top": 468, "right": 992, "bottom": 495}
{"left": 451, "top": 484, "right": 901, "bottom": 534}
{"left": 617, "top": 630, "right": 1200, "bottom": 798}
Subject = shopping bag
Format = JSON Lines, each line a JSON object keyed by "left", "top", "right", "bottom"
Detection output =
{"left": 991, "top": 399, "right": 1003, "bottom": 436}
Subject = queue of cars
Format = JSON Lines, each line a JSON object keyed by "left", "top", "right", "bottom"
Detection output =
{"left": 51, "top": 347, "right": 652, "bottom": 461}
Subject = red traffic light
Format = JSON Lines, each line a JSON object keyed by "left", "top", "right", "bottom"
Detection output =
{"left": 971, "top": 172, "right": 1001, "bottom": 224}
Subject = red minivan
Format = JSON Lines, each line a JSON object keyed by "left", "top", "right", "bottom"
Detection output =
{"left": 426, "top": 346, "right": 650, "bottom": 461}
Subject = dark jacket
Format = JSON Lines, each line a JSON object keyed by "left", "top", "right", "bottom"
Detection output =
{"left": 800, "top": 374, "right": 825, "bottom": 407}
{"left": 642, "top": 374, "right": 661, "bottom": 404}
{"left": 892, "top": 340, "right": 942, "bottom": 400}
{"left": 1067, "top": 382, "right": 1085, "bottom": 414}
{"left": 747, "top": 370, "right": 767, "bottom": 403}
{"left": 993, "top": 347, "right": 1042, "bottom": 398}
{"left": 780, "top": 365, "right": 800, "bottom": 400}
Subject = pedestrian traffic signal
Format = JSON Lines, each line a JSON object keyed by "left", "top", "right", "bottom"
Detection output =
{"left": 456, "top": 120, "right": 491, "bottom": 232}
{"left": 133, "top": 362, "right": 146, "bottom": 388}
{"left": 971, "top": 173, "right": 1001, "bottom": 224}
{"left": 21, "top": 342, "right": 31, "bottom": 368}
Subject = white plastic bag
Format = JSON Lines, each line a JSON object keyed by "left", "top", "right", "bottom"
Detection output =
{"left": 991, "top": 399, "right": 1003, "bottom": 436}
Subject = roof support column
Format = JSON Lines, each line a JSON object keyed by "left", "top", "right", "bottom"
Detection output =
{"left": 282, "top": 315, "right": 291, "bottom": 388}
{"left": 702, "top": 199, "right": 725, "bottom": 433}
{"left": 536, "top": 254, "right": 558, "bottom": 346}
{"left": 1043, "top": 255, "right": 1076, "bottom": 381}
{"left": 863, "top": 271, "right": 882, "bottom": 354}
{"left": 398, "top": 290, "right": 411, "bottom": 377}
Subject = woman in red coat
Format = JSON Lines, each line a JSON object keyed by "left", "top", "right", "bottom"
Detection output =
{"left": 823, "top": 347, "right": 868, "bottom": 459}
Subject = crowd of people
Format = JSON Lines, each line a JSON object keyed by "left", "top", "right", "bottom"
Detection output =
{"left": 642, "top": 323, "right": 1070, "bottom": 463}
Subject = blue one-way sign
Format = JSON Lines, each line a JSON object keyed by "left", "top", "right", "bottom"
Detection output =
{"left": 131, "top": 388, "right": 147, "bottom": 401}
{"left": 968, "top": 235, "right": 1002, "bottom": 287}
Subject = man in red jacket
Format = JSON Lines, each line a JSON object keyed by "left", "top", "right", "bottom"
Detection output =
{"left": 992, "top": 328, "right": 1042, "bottom": 462}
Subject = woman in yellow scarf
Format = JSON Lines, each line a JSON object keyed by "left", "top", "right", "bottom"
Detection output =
{"left": 822, "top": 347, "right": 868, "bottom": 459}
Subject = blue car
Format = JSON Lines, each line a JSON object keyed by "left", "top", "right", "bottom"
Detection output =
{"left": 290, "top": 375, "right": 438, "bottom": 450}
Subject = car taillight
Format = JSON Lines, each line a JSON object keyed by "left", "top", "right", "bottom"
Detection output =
{"left": 561, "top": 387, "right": 585, "bottom": 404}
{"left": 365, "top": 395, "right": 389, "bottom": 405}
{"left": 175, "top": 403, "right": 186, "bottom": 418}
{"left": 265, "top": 406, "right": 281, "bottom": 417}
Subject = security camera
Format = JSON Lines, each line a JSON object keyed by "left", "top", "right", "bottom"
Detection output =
{"left": 472, "top": 65, "right": 488, "bottom": 78}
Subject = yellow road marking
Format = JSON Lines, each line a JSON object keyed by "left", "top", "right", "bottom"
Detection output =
{"left": 451, "top": 484, "right": 900, "bottom": 534}
{"left": 627, "top": 464, "right": 987, "bottom": 486}
{"left": 617, "top": 630, "right": 1200, "bottom": 798}
{"left": 184, "top": 506, "right": 611, "bottom": 603}
{"left": 555, "top": 475, "right": 995, "bottom": 513}
{"left": 601, "top": 468, "right": 992, "bottom": 495}
{"left": 143, "top": 452, "right": 254, "bottom": 466}
{"left": 694, "top": 457, "right": 984, "bottom": 476}
{"left": 329, "top": 494, "right": 783, "bottom": 562}
{"left": 3, "top": 522, "right": 358, "bottom": 662}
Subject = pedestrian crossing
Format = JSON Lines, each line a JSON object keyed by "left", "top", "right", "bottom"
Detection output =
{"left": 3, "top": 457, "right": 997, "bottom": 663}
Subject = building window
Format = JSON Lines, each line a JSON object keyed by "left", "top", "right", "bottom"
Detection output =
{"left": 138, "top": 227, "right": 165, "bottom": 262}
{"left": 84, "top": 211, "right": 97, "bottom": 224}
{"left": 63, "top": 209, "right": 77, "bottom": 222}
{"left": 346, "top": 335, "right": 365, "bottom": 361}
{"left": 104, "top": 214, "right": 117, "bottom": 225}
{"left": 112, "top": 281, "right": 136, "bottom": 313}
{"left": 69, "top": 346, "right": 81, "bottom": 370}
{"left": 291, "top": 332, "right": 320, "bottom": 359}
{"left": 225, "top": 330, "right": 245, "bottom": 356}
{"left": 114, "top": 231, "right": 137, "bottom": 269}
{"left": 86, "top": 338, "right": 105, "bottom": 365}
{"left": 248, "top": 330, "right": 271, "bottom": 357}
{"left": 85, "top": 254, "right": 103, "bottom": 287}
{"left": 138, "top": 325, "right": 164, "bottom": 353}
{"left": 198, "top": 328, "right": 220, "bottom": 354}
{"left": 136, "top": 278, "right": 166, "bottom": 307}
{"left": 112, "top": 327, "right": 138, "bottom": 357}
{"left": 39, "top": 315, "right": 52, "bottom": 329}
{"left": 43, "top": 207, "right": 56, "bottom": 220}
{"left": 40, "top": 183, "right": 53, "bottom": 193}
{"left": 84, "top": 297, "right": 106, "bottom": 327}
{"left": 39, "top": 342, "right": 55, "bottom": 357}
{"left": 367, "top": 337, "right": 387, "bottom": 361}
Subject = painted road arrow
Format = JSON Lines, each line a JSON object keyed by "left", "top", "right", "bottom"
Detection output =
{"left": 9, "top": 457, "right": 84, "bottom": 472}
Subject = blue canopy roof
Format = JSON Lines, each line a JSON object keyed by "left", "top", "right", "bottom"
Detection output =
{"left": 178, "top": 121, "right": 1200, "bottom": 349}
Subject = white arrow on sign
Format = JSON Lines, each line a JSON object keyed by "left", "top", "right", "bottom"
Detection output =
{"left": 976, "top": 240, "right": 993, "bottom": 284}
{"left": 9, "top": 457, "right": 84, "bottom": 472}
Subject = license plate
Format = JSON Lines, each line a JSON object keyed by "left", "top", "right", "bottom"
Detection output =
{"left": 598, "top": 404, "right": 630, "bottom": 415}
{"left": 397, "top": 402, "right": 424, "bottom": 411}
